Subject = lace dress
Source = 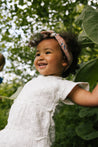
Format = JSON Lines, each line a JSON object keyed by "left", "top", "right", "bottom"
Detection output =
{"left": 0, "top": 75, "right": 89, "bottom": 147}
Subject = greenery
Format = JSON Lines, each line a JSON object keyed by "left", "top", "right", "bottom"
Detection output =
{"left": 0, "top": 0, "right": 98, "bottom": 146}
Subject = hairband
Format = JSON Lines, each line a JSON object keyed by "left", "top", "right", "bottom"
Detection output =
{"left": 41, "top": 30, "right": 73, "bottom": 67}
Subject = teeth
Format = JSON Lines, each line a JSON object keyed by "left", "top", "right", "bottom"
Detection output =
{"left": 39, "top": 63, "right": 47, "bottom": 66}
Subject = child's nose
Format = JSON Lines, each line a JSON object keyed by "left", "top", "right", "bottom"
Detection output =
{"left": 39, "top": 54, "right": 44, "bottom": 60}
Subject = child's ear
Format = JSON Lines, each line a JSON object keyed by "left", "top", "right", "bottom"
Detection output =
{"left": 62, "top": 61, "right": 68, "bottom": 67}
{"left": 62, "top": 57, "right": 68, "bottom": 67}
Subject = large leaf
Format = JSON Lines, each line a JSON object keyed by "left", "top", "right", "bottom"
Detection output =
{"left": 83, "top": 7, "right": 98, "bottom": 44}
{"left": 75, "top": 58, "right": 98, "bottom": 90}
{"left": 76, "top": 6, "right": 98, "bottom": 44}
{"left": 76, "top": 122, "right": 98, "bottom": 140}
{"left": 78, "top": 107, "right": 98, "bottom": 118}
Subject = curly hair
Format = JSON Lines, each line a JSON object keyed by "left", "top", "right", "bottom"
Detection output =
{"left": 60, "top": 32, "right": 81, "bottom": 77}
{"left": 29, "top": 31, "right": 81, "bottom": 77}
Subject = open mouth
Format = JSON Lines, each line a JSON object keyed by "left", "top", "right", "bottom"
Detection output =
{"left": 38, "top": 63, "right": 47, "bottom": 69}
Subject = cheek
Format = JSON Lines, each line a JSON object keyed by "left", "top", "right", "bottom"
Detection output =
{"left": 34, "top": 58, "right": 37, "bottom": 67}
{"left": 52, "top": 56, "right": 62, "bottom": 65}
{"left": 49, "top": 58, "right": 61, "bottom": 68}
{"left": 47, "top": 55, "right": 58, "bottom": 63}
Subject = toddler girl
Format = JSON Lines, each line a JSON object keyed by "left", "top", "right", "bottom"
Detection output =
{"left": 0, "top": 30, "right": 98, "bottom": 147}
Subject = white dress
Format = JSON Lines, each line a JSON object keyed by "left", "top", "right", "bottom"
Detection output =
{"left": 0, "top": 75, "right": 89, "bottom": 147}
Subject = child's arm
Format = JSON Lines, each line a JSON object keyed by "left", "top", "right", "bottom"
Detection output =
{"left": 67, "top": 84, "right": 98, "bottom": 106}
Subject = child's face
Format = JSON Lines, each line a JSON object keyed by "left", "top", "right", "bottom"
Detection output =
{"left": 34, "top": 39, "right": 67, "bottom": 76}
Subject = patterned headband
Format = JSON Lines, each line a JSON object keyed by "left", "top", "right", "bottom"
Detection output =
{"left": 41, "top": 30, "right": 73, "bottom": 67}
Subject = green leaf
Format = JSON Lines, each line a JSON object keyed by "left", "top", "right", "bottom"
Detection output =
{"left": 19, "top": 0, "right": 24, "bottom": 5}
{"left": 76, "top": 122, "right": 98, "bottom": 140}
{"left": 79, "top": 107, "right": 98, "bottom": 118}
{"left": 75, "top": 58, "right": 98, "bottom": 90}
{"left": 78, "top": 30, "right": 94, "bottom": 46}
{"left": 82, "top": 7, "right": 98, "bottom": 44}
{"left": 76, "top": 6, "right": 98, "bottom": 44}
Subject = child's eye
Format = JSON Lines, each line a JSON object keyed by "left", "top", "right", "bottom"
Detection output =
{"left": 36, "top": 53, "right": 40, "bottom": 56}
{"left": 46, "top": 51, "right": 51, "bottom": 54}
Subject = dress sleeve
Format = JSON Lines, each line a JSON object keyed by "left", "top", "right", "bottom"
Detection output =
{"left": 58, "top": 80, "right": 89, "bottom": 105}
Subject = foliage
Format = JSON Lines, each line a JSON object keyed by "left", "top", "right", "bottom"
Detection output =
{"left": 0, "top": 80, "right": 22, "bottom": 130}
{"left": 76, "top": 6, "right": 98, "bottom": 44}
{"left": 76, "top": 6, "right": 98, "bottom": 63}
{"left": 75, "top": 107, "right": 98, "bottom": 141}
{"left": 52, "top": 104, "right": 98, "bottom": 147}
{"left": 75, "top": 58, "right": 98, "bottom": 90}
{"left": 74, "top": 58, "right": 98, "bottom": 141}
{"left": 74, "top": 6, "right": 98, "bottom": 142}
{"left": 0, "top": 98, "right": 13, "bottom": 130}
